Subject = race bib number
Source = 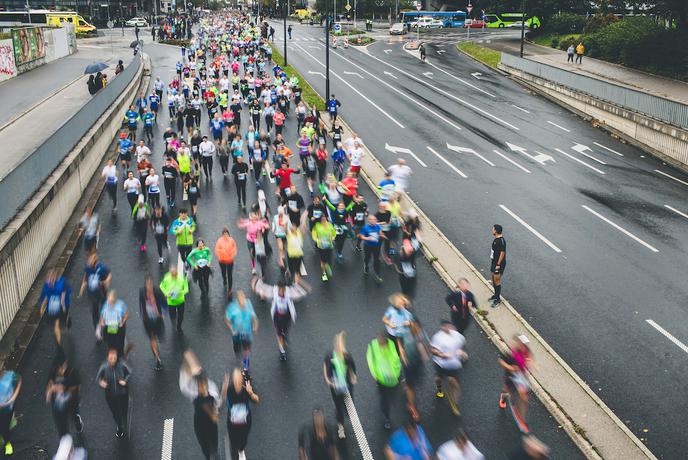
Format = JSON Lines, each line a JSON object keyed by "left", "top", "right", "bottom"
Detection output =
{"left": 230, "top": 404, "right": 249, "bottom": 424}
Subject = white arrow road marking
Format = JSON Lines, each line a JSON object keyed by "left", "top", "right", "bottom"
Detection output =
{"left": 307, "top": 70, "right": 326, "bottom": 78}
{"left": 665, "top": 204, "right": 688, "bottom": 220}
{"left": 384, "top": 71, "right": 398, "bottom": 79}
{"left": 427, "top": 146, "right": 467, "bottom": 178}
{"left": 343, "top": 71, "right": 364, "bottom": 79}
{"left": 547, "top": 120, "right": 571, "bottom": 132}
{"left": 555, "top": 148, "right": 604, "bottom": 174}
{"left": 436, "top": 49, "right": 446, "bottom": 55}
{"left": 384, "top": 49, "right": 392, "bottom": 54}
{"left": 647, "top": 320, "right": 688, "bottom": 354}
{"left": 385, "top": 143, "right": 427, "bottom": 167}
{"left": 505, "top": 142, "right": 555, "bottom": 165}
{"left": 593, "top": 142, "right": 623, "bottom": 157}
{"left": 422, "top": 72, "right": 434, "bottom": 79}
{"left": 297, "top": 45, "right": 404, "bottom": 128}
{"left": 425, "top": 60, "right": 496, "bottom": 98}
{"left": 572, "top": 143, "right": 607, "bottom": 165}
{"left": 492, "top": 150, "right": 531, "bottom": 173}
{"left": 581, "top": 205, "right": 658, "bottom": 252}
{"left": 499, "top": 205, "right": 562, "bottom": 253}
{"left": 446, "top": 143, "right": 495, "bottom": 166}
{"left": 511, "top": 104, "right": 530, "bottom": 113}
{"left": 344, "top": 393, "right": 375, "bottom": 460}
{"left": 471, "top": 72, "right": 482, "bottom": 80}
{"left": 654, "top": 169, "right": 688, "bottom": 186}
{"left": 161, "top": 418, "right": 174, "bottom": 460}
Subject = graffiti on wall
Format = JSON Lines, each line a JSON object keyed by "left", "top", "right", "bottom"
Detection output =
{"left": 0, "top": 44, "right": 16, "bottom": 76}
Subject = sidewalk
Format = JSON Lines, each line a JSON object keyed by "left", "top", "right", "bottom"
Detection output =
{"left": 484, "top": 36, "right": 688, "bottom": 105}
{"left": 0, "top": 34, "right": 135, "bottom": 180}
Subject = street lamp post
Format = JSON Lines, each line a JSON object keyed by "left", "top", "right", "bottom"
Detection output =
{"left": 282, "top": 0, "right": 287, "bottom": 65}
{"left": 519, "top": 0, "right": 526, "bottom": 58}
{"left": 325, "top": 12, "right": 330, "bottom": 99}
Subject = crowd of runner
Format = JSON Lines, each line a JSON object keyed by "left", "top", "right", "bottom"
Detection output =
{"left": 0, "top": 11, "right": 551, "bottom": 460}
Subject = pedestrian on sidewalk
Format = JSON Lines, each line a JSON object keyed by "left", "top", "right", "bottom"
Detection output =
{"left": 488, "top": 224, "right": 506, "bottom": 307}
{"left": 288, "top": 24, "right": 293, "bottom": 39}
{"left": 566, "top": 44, "right": 574, "bottom": 63}
{"left": 575, "top": 42, "right": 584, "bottom": 64}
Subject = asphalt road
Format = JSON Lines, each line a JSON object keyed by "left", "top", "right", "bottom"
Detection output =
{"left": 10, "top": 37, "right": 581, "bottom": 459}
{"left": 271, "top": 21, "right": 688, "bottom": 458}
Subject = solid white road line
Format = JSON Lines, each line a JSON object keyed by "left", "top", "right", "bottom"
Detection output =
{"left": 161, "top": 418, "right": 174, "bottom": 460}
{"left": 425, "top": 59, "right": 497, "bottom": 98}
{"left": 427, "top": 146, "right": 468, "bottom": 178}
{"left": 344, "top": 393, "right": 374, "bottom": 460}
{"left": 341, "top": 45, "right": 520, "bottom": 131}
{"left": 554, "top": 148, "right": 606, "bottom": 175}
{"left": 295, "top": 45, "right": 405, "bottom": 128}
{"left": 499, "top": 205, "right": 562, "bottom": 253}
{"left": 646, "top": 320, "right": 688, "bottom": 354}
{"left": 511, "top": 104, "right": 531, "bottom": 114}
{"left": 313, "top": 46, "right": 464, "bottom": 132}
{"left": 547, "top": 120, "right": 571, "bottom": 132}
{"left": 581, "top": 205, "right": 659, "bottom": 253}
{"left": 665, "top": 204, "right": 688, "bottom": 220}
{"left": 492, "top": 149, "right": 531, "bottom": 173}
{"left": 593, "top": 142, "right": 624, "bottom": 157}
{"left": 655, "top": 169, "right": 688, "bottom": 186}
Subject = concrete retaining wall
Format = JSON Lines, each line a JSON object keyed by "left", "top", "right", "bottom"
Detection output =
{"left": 500, "top": 63, "right": 688, "bottom": 170}
{"left": 0, "top": 56, "right": 145, "bottom": 339}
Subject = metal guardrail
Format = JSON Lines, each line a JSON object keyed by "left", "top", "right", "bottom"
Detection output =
{"left": 501, "top": 53, "right": 688, "bottom": 131}
{"left": 0, "top": 54, "right": 142, "bottom": 229}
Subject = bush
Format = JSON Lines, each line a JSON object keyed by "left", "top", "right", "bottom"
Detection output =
{"left": 550, "top": 36, "right": 560, "bottom": 48}
{"left": 159, "top": 39, "right": 191, "bottom": 47}
{"left": 558, "top": 35, "right": 580, "bottom": 51}
{"left": 583, "top": 14, "right": 619, "bottom": 35}
{"left": 543, "top": 13, "right": 586, "bottom": 34}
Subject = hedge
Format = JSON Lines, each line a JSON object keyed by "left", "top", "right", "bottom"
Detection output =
{"left": 159, "top": 39, "right": 192, "bottom": 47}
{"left": 269, "top": 44, "right": 326, "bottom": 110}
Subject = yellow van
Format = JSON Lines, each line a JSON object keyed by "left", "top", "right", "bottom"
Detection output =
{"left": 46, "top": 12, "right": 96, "bottom": 34}
{"left": 292, "top": 9, "right": 314, "bottom": 20}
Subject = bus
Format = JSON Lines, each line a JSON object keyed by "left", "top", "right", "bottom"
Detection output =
{"left": 484, "top": 12, "right": 540, "bottom": 29}
{"left": 0, "top": 10, "right": 96, "bottom": 34}
{"left": 401, "top": 11, "right": 467, "bottom": 28}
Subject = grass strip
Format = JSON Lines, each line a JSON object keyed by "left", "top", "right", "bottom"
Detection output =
{"left": 270, "top": 43, "right": 325, "bottom": 110}
{"left": 457, "top": 42, "right": 501, "bottom": 68}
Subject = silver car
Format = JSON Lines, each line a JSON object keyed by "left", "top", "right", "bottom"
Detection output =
{"left": 389, "top": 22, "right": 406, "bottom": 35}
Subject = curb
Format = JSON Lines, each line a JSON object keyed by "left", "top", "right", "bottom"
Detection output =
{"left": 455, "top": 44, "right": 509, "bottom": 76}
{"left": 0, "top": 55, "right": 151, "bottom": 372}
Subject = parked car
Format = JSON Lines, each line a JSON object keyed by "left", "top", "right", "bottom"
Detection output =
{"left": 389, "top": 22, "right": 406, "bottom": 35}
{"left": 410, "top": 17, "right": 444, "bottom": 29}
{"left": 125, "top": 17, "right": 148, "bottom": 27}
{"left": 464, "top": 19, "right": 486, "bottom": 28}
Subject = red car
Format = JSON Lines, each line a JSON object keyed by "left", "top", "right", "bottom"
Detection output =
{"left": 464, "top": 19, "right": 486, "bottom": 28}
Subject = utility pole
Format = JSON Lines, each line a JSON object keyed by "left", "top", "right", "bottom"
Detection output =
{"left": 26, "top": 0, "right": 31, "bottom": 24}
{"left": 325, "top": 11, "right": 330, "bottom": 99}
{"left": 282, "top": 0, "right": 287, "bottom": 65}
{"left": 519, "top": 0, "right": 526, "bottom": 58}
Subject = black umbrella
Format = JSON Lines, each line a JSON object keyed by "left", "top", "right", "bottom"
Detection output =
{"left": 130, "top": 39, "right": 143, "bottom": 48}
{"left": 84, "top": 62, "right": 108, "bottom": 74}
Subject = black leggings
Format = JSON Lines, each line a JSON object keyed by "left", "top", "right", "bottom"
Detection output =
{"left": 227, "top": 416, "right": 251, "bottom": 452}
{"left": 364, "top": 245, "right": 381, "bottom": 275}
{"left": 164, "top": 179, "right": 176, "bottom": 205}
{"left": 235, "top": 181, "right": 247, "bottom": 206}
{"left": 201, "top": 156, "right": 213, "bottom": 177}
{"left": 106, "top": 182, "right": 117, "bottom": 209}
{"left": 219, "top": 155, "right": 229, "bottom": 174}
{"left": 331, "top": 387, "right": 353, "bottom": 425}
{"left": 193, "top": 266, "right": 211, "bottom": 293}
{"left": 155, "top": 233, "right": 167, "bottom": 257}
{"left": 127, "top": 192, "right": 138, "bottom": 211}
{"left": 168, "top": 303, "right": 185, "bottom": 330}
{"left": 178, "top": 245, "right": 192, "bottom": 265}
{"left": 335, "top": 234, "right": 346, "bottom": 255}
{"left": 148, "top": 191, "right": 160, "bottom": 209}
{"left": 105, "top": 392, "right": 128, "bottom": 431}
{"left": 377, "top": 383, "right": 397, "bottom": 420}
{"left": 53, "top": 401, "right": 80, "bottom": 437}
{"left": 135, "top": 220, "right": 148, "bottom": 246}
{"left": 194, "top": 418, "right": 218, "bottom": 459}
{"left": 252, "top": 161, "right": 263, "bottom": 181}
{"left": 219, "top": 262, "right": 234, "bottom": 290}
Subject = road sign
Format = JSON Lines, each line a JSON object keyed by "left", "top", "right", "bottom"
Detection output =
{"left": 344, "top": 3, "right": 351, "bottom": 11}
{"left": 333, "top": 23, "right": 342, "bottom": 33}
{"left": 466, "top": 3, "right": 473, "bottom": 14}
{"left": 107, "top": 20, "right": 114, "bottom": 29}
{"left": 415, "top": 1, "right": 422, "bottom": 11}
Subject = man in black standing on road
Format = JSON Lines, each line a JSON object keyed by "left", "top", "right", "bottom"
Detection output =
{"left": 135, "top": 24, "right": 140, "bottom": 42}
{"left": 489, "top": 224, "right": 506, "bottom": 307}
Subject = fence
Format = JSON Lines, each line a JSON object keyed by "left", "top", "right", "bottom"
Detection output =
{"left": 501, "top": 53, "right": 688, "bottom": 131}
{"left": 0, "top": 54, "right": 142, "bottom": 229}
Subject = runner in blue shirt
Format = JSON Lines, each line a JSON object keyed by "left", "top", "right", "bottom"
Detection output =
{"left": 79, "top": 252, "right": 112, "bottom": 330}
{"left": 359, "top": 215, "right": 384, "bottom": 283}
{"left": 385, "top": 420, "right": 433, "bottom": 460}
{"left": 224, "top": 291, "right": 258, "bottom": 372}
{"left": 142, "top": 108, "right": 156, "bottom": 143}
{"left": 148, "top": 92, "right": 160, "bottom": 116}
{"left": 124, "top": 105, "right": 140, "bottom": 141}
{"left": 209, "top": 114, "right": 225, "bottom": 144}
{"left": 326, "top": 94, "right": 342, "bottom": 122}
{"left": 117, "top": 133, "right": 134, "bottom": 175}
{"left": 39, "top": 269, "right": 71, "bottom": 345}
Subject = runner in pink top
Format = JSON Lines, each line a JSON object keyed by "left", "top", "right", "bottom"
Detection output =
{"left": 237, "top": 213, "right": 270, "bottom": 272}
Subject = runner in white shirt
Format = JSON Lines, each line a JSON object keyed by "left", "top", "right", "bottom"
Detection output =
{"left": 343, "top": 133, "right": 363, "bottom": 153}
{"left": 101, "top": 159, "right": 118, "bottom": 212}
{"left": 136, "top": 141, "right": 151, "bottom": 163}
{"left": 388, "top": 158, "right": 412, "bottom": 193}
{"left": 145, "top": 168, "right": 161, "bottom": 208}
{"left": 199, "top": 135, "right": 217, "bottom": 181}
{"left": 347, "top": 141, "right": 365, "bottom": 177}
{"left": 122, "top": 171, "right": 142, "bottom": 211}
{"left": 430, "top": 320, "right": 468, "bottom": 415}
{"left": 437, "top": 430, "right": 484, "bottom": 460}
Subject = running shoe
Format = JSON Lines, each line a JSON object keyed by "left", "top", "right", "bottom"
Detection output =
{"left": 338, "top": 424, "right": 346, "bottom": 439}
{"left": 238, "top": 451, "right": 246, "bottom": 460}
{"left": 436, "top": 384, "right": 444, "bottom": 398}
{"left": 158, "top": 257, "right": 164, "bottom": 264}
{"left": 75, "top": 414, "right": 84, "bottom": 433}
{"left": 383, "top": 419, "right": 391, "bottom": 430}
{"left": 374, "top": 275, "right": 383, "bottom": 284}
{"left": 116, "top": 428, "right": 125, "bottom": 438}
{"left": 4, "top": 442, "right": 12, "bottom": 455}
{"left": 499, "top": 396, "right": 507, "bottom": 409}
{"left": 154, "top": 359, "right": 164, "bottom": 371}
{"left": 321, "top": 272, "right": 328, "bottom": 282}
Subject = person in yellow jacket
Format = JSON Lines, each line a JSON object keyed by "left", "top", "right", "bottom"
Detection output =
{"left": 311, "top": 215, "right": 337, "bottom": 282}
{"left": 159, "top": 264, "right": 189, "bottom": 332}
{"left": 575, "top": 42, "right": 585, "bottom": 64}
{"left": 366, "top": 332, "right": 401, "bottom": 429}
